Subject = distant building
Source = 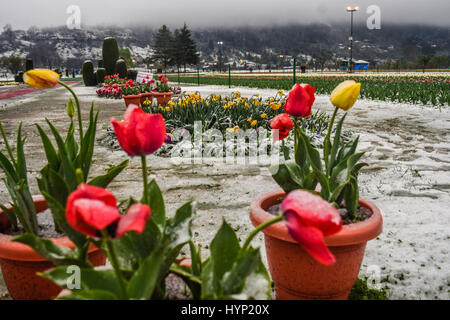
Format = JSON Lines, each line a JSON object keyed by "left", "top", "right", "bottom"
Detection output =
{"left": 339, "top": 59, "right": 370, "bottom": 71}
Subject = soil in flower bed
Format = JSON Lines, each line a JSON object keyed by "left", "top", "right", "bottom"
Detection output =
{"left": 267, "top": 202, "right": 372, "bottom": 225}
{"left": 1, "top": 209, "right": 64, "bottom": 238}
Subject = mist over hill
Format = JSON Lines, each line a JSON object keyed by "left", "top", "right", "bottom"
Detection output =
{"left": 0, "top": 23, "right": 448, "bottom": 70}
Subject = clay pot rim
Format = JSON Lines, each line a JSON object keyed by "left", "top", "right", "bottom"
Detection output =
{"left": 0, "top": 198, "right": 99, "bottom": 262}
{"left": 250, "top": 190, "right": 383, "bottom": 247}
{"left": 153, "top": 91, "right": 173, "bottom": 95}
{"left": 122, "top": 94, "right": 142, "bottom": 98}
{"left": 140, "top": 92, "right": 154, "bottom": 96}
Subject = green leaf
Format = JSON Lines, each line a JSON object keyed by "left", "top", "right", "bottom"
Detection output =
{"left": 127, "top": 246, "right": 166, "bottom": 300}
{"left": 221, "top": 248, "right": 261, "bottom": 295}
{"left": 12, "top": 233, "right": 90, "bottom": 267}
{"left": 146, "top": 179, "right": 166, "bottom": 227}
{"left": 0, "top": 151, "right": 18, "bottom": 182}
{"left": 40, "top": 190, "right": 87, "bottom": 248}
{"left": 46, "top": 119, "right": 78, "bottom": 190}
{"left": 57, "top": 289, "right": 118, "bottom": 300}
{"left": 200, "top": 259, "right": 219, "bottom": 299}
{"left": 42, "top": 267, "right": 122, "bottom": 298}
{"left": 210, "top": 220, "right": 240, "bottom": 281}
{"left": 0, "top": 203, "right": 17, "bottom": 229}
{"left": 36, "top": 124, "right": 59, "bottom": 171}
{"left": 38, "top": 165, "right": 70, "bottom": 208}
{"left": 88, "top": 160, "right": 129, "bottom": 188}
{"left": 15, "top": 122, "right": 27, "bottom": 184}
{"left": 269, "top": 163, "right": 303, "bottom": 193}
{"left": 126, "top": 217, "right": 162, "bottom": 262}
{"left": 328, "top": 113, "right": 347, "bottom": 175}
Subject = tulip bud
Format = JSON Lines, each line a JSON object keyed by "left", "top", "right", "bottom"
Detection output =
{"left": 330, "top": 80, "right": 361, "bottom": 111}
{"left": 23, "top": 69, "right": 60, "bottom": 89}
{"left": 67, "top": 98, "right": 75, "bottom": 119}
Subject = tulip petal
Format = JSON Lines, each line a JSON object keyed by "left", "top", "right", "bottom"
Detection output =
{"left": 66, "top": 184, "right": 118, "bottom": 236}
{"left": 136, "top": 113, "right": 166, "bottom": 155}
{"left": 284, "top": 211, "right": 336, "bottom": 266}
{"left": 111, "top": 118, "right": 135, "bottom": 157}
{"left": 330, "top": 80, "right": 361, "bottom": 111}
{"left": 71, "top": 199, "right": 121, "bottom": 237}
{"left": 284, "top": 83, "right": 315, "bottom": 118}
{"left": 23, "top": 69, "right": 60, "bottom": 89}
{"left": 116, "top": 204, "right": 151, "bottom": 238}
{"left": 270, "top": 113, "right": 294, "bottom": 141}
{"left": 281, "top": 190, "right": 342, "bottom": 236}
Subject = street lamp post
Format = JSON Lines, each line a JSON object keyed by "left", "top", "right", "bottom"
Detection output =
{"left": 346, "top": 6, "right": 359, "bottom": 73}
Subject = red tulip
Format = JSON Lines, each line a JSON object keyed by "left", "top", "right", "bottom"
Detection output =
{"left": 116, "top": 204, "right": 151, "bottom": 238}
{"left": 281, "top": 190, "right": 342, "bottom": 266}
{"left": 66, "top": 184, "right": 120, "bottom": 237}
{"left": 284, "top": 83, "right": 315, "bottom": 118}
{"left": 270, "top": 113, "right": 294, "bottom": 141}
{"left": 111, "top": 105, "right": 166, "bottom": 157}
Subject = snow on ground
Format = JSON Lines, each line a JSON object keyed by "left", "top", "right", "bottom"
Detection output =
{"left": 178, "top": 84, "right": 450, "bottom": 300}
{"left": 0, "top": 83, "right": 449, "bottom": 300}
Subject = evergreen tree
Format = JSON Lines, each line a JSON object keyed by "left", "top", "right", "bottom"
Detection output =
{"left": 174, "top": 24, "right": 200, "bottom": 71}
{"left": 152, "top": 25, "right": 174, "bottom": 72}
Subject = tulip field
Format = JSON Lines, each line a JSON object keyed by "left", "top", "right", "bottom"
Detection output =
{"left": 167, "top": 73, "right": 450, "bottom": 106}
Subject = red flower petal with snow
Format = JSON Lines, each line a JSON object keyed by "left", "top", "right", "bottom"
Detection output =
{"left": 270, "top": 113, "right": 294, "bottom": 141}
{"left": 284, "top": 83, "right": 315, "bottom": 118}
{"left": 111, "top": 105, "right": 166, "bottom": 157}
{"left": 281, "top": 190, "right": 342, "bottom": 265}
{"left": 116, "top": 204, "right": 151, "bottom": 238}
{"left": 66, "top": 184, "right": 120, "bottom": 237}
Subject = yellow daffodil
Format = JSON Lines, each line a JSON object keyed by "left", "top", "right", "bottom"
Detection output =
{"left": 251, "top": 120, "right": 258, "bottom": 127}
{"left": 23, "top": 69, "right": 60, "bottom": 89}
{"left": 248, "top": 117, "right": 253, "bottom": 123}
{"left": 278, "top": 90, "right": 284, "bottom": 96}
{"left": 226, "top": 127, "right": 235, "bottom": 133}
{"left": 233, "top": 126, "right": 240, "bottom": 132}
{"left": 244, "top": 103, "right": 250, "bottom": 109}
{"left": 270, "top": 103, "right": 281, "bottom": 111}
{"left": 261, "top": 113, "right": 267, "bottom": 119}
{"left": 330, "top": 80, "right": 361, "bottom": 111}
{"left": 165, "top": 107, "right": 171, "bottom": 112}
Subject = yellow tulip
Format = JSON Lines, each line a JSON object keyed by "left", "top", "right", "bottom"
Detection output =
{"left": 330, "top": 80, "right": 361, "bottom": 111}
{"left": 23, "top": 69, "right": 60, "bottom": 89}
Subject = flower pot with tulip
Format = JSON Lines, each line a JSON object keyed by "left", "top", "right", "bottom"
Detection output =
{"left": 250, "top": 81, "right": 383, "bottom": 300}
{"left": 139, "top": 76, "right": 155, "bottom": 107}
{"left": 154, "top": 75, "right": 173, "bottom": 106}
{"left": 0, "top": 69, "right": 129, "bottom": 299}
{"left": 122, "top": 79, "right": 141, "bottom": 107}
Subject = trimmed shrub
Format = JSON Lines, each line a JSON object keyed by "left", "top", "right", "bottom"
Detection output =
{"left": 25, "top": 58, "right": 34, "bottom": 71}
{"left": 98, "top": 59, "right": 104, "bottom": 68}
{"left": 96, "top": 68, "right": 106, "bottom": 84}
{"left": 115, "top": 59, "right": 128, "bottom": 78}
{"left": 102, "top": 37, "right": 119, "bottom": 75}
{"left": 82, "top": 60, "right": 97, "bottom": 86}
{"left": 127, "top": 69, "right": 138, "bottom": 81}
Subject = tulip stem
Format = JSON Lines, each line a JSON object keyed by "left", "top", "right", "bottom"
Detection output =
{"left": 324, "top": 107, "right": 339, "bottom": 171}
{"left": 141, "top": 155, "right": 149, "bottom": 205}
{"left": 58, "top": 81, "right": 83, "bottom": 145}
{"left": 101, "top": 230, "right": 128, "bottom": 299}
{"left": 241, "top": 215, "right": 283, "bottom": 252}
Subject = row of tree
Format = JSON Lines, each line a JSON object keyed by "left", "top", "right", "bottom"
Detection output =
{"left": 150, "top": 24, "right": 199, "bottom": 72}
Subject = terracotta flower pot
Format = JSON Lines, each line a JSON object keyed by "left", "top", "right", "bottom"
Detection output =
{"left": 250, "top": 191, "right": 382, "bottom": 300}
{"left": 123, "top": 94, "right": 141, "bottom": 108}
{"left": 140, "top": 92, "right": 154, "bottom": 106}
{"left": 0, "top": 199, "right": 106, "bottom": 300}
{"left": 154, "top": 91, "right": 173, "bottom": 106}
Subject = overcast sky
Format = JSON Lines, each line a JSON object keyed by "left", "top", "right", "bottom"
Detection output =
{"left": 1, "top": 0, "right": 449, "bottom": 30}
